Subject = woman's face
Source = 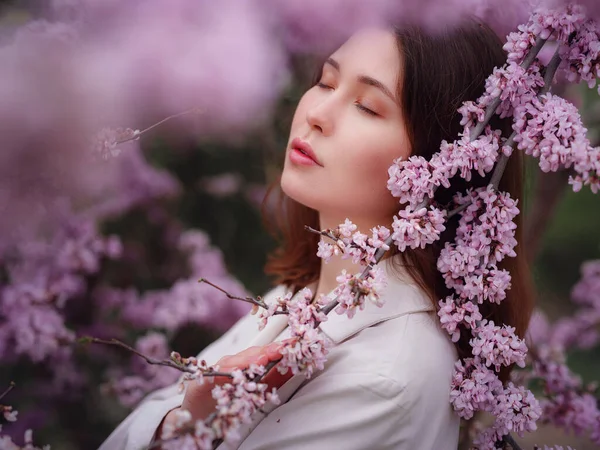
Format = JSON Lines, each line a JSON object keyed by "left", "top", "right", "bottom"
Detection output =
{"left": 281, "top": 28, "right": 411, "bottom": 229}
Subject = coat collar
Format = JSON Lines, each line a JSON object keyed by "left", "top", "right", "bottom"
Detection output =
{"left": 317, "top": 257, "right": 434, "bottom": 344}
{"left": 250, "top": 257, "right": 435, "bottom": 347}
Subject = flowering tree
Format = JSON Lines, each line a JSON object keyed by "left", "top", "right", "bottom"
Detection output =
{"left": 1, "top": 1, "right": 600, "bottom": 450}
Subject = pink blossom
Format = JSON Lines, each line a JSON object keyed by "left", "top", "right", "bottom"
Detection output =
{"left": 368, "top": 226, "right": 391, "bottom": 252}
{"left": 256, "top": 292, "right": 292, "bottom": 331}
{"left": 392, "top": 206, "right": 446, "bottom": 252}
{"left": 503, "top": 4, "right": 588, "bottom": 65}
{"left": 450, "top": 358, "right": 503, "bottom": 420}
{"left": 471, "top": 320, "right": 528, "bottom": 371}
{"left": 337, "top": 218, "right": 357, "bottom": 238}
{"left": 432, "top": 128, "right": 501, "bottom": 184}
{"left": 558, "top": 18, "right": 600, "bottom": 92}
{"left": 478, "top": 62, "right": 544, "bottom": 119}
{"left": 90, "top": 127, "right": 140, "bottom": 161}
{"left": 387, "top": 155, "right": 435, "bottom": 207}
{"left": 437, "top": 296, "right": 482, "bottom": 342}
{"left": 333, "top": 267, "right": 388, "bottom": 319}
{"left": 316, "top": 241, "right": 335, "bottom": 263}
{"left": 492, "top": 382, "right": 542, "bottom": 436}
{"left": 513, "top": 93, "right": 590, "bottom": 173}
{"left": 459, "top": 267, "right": 512, "bottom": 304}
{"left": 570, "top": 141, "right": 600, "bottom": 193}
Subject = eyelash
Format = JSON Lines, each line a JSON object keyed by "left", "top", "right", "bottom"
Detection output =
{"left": 316, "top": 82, "right": 379, "bottom": 117}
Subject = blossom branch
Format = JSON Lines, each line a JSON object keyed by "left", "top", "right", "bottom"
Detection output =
{"left": 477, "top": 45, "right": 562, "bottom": 194}
{"left": 92, "top": 107, "right": 203, "bottom": 160}
{"left": 79, "top": 336, "right": 231, "bottom": 377}
{"left": 115, "top": 107, "right": 203, "bottom": 145}
{"left": 470, "top": 36, "right": 548, "bottom": 140}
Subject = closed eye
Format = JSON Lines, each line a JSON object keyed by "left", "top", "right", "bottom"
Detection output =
{"left": 317, "top": 82, "right": 333, "bottom": 90}
{"left": 355, "top": 103, "right": 378, "bottom": 117}
{"left": 317, "top": 82, "right": 379, "bottom": 117}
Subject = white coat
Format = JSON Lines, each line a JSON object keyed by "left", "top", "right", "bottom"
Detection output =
{"left": 98, "top": 258, "right": 460, "bottom": 450}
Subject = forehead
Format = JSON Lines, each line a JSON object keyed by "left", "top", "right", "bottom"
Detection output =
{"left": 329, "top": 29, "right": 401, "bottom": 87}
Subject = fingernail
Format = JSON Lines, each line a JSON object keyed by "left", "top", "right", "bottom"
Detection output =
{"left": 267, "top": 342, "right": 282, "bottom": 353}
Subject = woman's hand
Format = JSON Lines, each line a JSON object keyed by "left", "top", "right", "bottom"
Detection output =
{"left": 160, "top": 341, "right": 293, "bottom": 436}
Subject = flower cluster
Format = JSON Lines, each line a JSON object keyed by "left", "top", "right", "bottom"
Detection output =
{"left": 473, "top": 62, "right": 545, "bottom": 119}
{"left": 438, "top": 187, "right": 519, "bottom": 301}
{"left": 316, "top": 219, "right": 391, "bottom": 266}
{"left": 161, "top": 364, "right": 279, "bottom": 449}
{"left": 255, "top": 287, "right": 330, "bottom": 378}
{"left": 513, "top": 92, "right": 594, "bottom": 173}
{"left": 451, "top": 359, "right": 541, "bottom": 449}
{"left": 161, "top": 285, "right": 333, "bottom": 448}
{"left": 557, "top": 16, "right": 600, "bottom": 92}
{"left": 387, "top": 128, "right": 504, "bottom": 207}
{"left": 503, "top": 4, "right": 588, "bottom": 66}
{"left": 383, "top": 3, "right": 600, "bottom": 445}
{"left": 392, "top": 205, "right": 447, "bottom": 251}
{"left": 209, "top": 367, "right": 280, "bottom": 444}
{"left": 332, "top": 267, "right": 388, "bottom": 318}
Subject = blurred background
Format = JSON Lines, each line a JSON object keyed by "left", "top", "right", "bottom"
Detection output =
{"left": 0, "top": 1, "right": 598, "bottom": 449}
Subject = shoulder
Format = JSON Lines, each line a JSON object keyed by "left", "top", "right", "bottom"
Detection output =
{"left": 322, "top": 310, "right": 458, "bottom": 399}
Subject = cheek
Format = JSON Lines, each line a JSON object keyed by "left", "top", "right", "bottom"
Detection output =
{"left": 347, "top": 135, "right": 407, "bottom": 189}
{"left": 340, "top": 132, "right": 408, "bottom": 212}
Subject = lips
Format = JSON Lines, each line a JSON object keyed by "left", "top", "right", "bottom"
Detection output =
{"left": 290, "top": 137, "right": 322, "bottom": 166}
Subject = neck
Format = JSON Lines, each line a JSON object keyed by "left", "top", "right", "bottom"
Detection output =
{"left": 314, "top": 213, "right": 391, "bottom": 300}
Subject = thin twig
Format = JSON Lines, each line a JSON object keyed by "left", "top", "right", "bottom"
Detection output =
{"left": 198, "top": 278, "right": 288, "bottom": 316}
{"left": 541, "top": 47, "right": 562, "bottom": 95}
{"left": 0, "top": 381, "right": 15, "bottom": 402}
{"left": 304, "top": 225, "right": 337, "bottom": 241}
{"left": 199, "top": 278, "right": 268, "bottom": 309}
{"left": 80, "top": 336, "right": 193, "bottom": 372}
{"left": 115, "top": 107, "right": 203, "bottom": 144}
{"left": 490, "top": 133, "right": 516, "bottom": 189}
{"left": 447, "top": 200, "right": 472, "bottom": 219}
{"left": 79, "top": 336, "right": 234, "bottom": 377}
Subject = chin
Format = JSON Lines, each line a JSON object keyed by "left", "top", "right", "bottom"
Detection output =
{"left": 280, "top": 172, "right": 321, "bottom": 211}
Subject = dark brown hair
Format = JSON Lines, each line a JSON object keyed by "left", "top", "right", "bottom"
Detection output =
{"left": 263, "top": 19, "right": 535, "bottom": 382}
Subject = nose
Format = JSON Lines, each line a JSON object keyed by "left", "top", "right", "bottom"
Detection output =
{"left": 306, "top": 99, "right": 334, "bottom": 136}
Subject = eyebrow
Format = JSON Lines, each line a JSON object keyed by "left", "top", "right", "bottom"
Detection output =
{"left": 324, "top": 57, "right": 397, "bottom": 103}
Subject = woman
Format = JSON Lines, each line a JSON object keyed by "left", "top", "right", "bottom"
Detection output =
{"left": 100, "top": 19, "right": 534, "bottom": 450}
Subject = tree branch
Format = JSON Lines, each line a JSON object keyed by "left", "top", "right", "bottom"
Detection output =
{"left": 502, "top": 432, "right": 523, "bottom": 450}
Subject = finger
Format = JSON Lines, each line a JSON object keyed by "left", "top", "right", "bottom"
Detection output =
{"left": 217, "top": 346, "right": 260, "bottom": 364}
